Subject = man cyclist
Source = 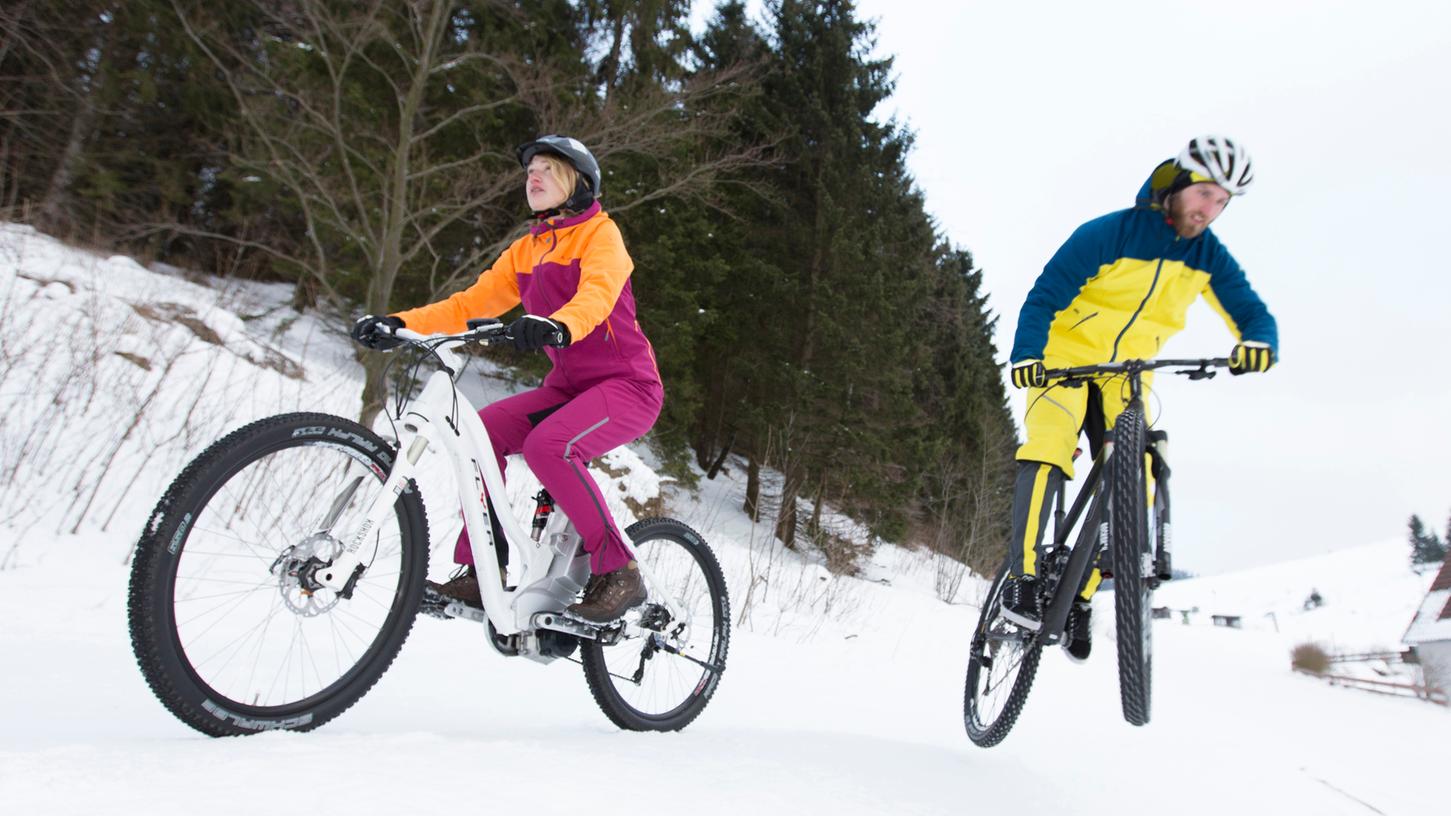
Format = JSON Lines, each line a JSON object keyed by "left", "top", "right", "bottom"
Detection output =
{"left": 1001, "top": 135, "right": 1279, "bottom": 661}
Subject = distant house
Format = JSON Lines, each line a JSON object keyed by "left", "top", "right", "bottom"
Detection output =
{"left": 1402, "top": 558, "right": 1451, "bottom": 695}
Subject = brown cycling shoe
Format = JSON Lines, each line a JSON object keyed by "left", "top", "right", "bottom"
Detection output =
{"left": 427, "top": 565, "right": 482, "bottom": 608}
{"left": 577, "top": 572, "right": 607, "bottom": 604}
{"left": 565, "top": 562, "right": 647, "bottom": 624}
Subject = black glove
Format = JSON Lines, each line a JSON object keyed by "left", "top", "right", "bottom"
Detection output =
{"left": 507, "top": 314, "right": 569, "bottom": 352}
{"left": 1010, "top": 359, "right": 1047, "bottom": 389}
{"left": 1228, "top": 341, "right": 1274, "bottom": 375}
{"left": 350, "top": 314, "right": 405, "bottom": 350}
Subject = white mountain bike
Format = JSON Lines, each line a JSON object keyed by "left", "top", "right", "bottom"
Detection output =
{"left": 128, "top": 319, "right": 730, "bottom": 736}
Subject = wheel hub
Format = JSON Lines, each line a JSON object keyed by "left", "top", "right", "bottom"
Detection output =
{"left": 271, "top": 533, "right": 344, "bottom": 616}
{"left": 638, "top": 603, "right": 672, "bottom": 631}
{"left": 637, "top": 601, "right": 694, "bottom": 649}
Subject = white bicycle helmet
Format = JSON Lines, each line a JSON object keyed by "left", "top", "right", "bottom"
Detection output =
{"left": 1176, "top": 134, "right": 1254, "bottom": 195}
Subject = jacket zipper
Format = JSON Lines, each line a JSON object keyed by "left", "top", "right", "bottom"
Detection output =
{"left": 533, "top": 230, "right": 569, "bottom": 386}
{"left": 1110, "top": 236, "right": 1176, "bottom": 361}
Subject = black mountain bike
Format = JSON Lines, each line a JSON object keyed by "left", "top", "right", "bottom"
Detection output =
{"left": 963, "top": 356, "right": 1229, "bottom": 747}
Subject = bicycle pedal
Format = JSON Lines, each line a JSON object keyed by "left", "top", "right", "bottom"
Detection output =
{"left": 420, "top": 589, "right": 452, "bottom": 619}
{"left": 444, "top": 601, "right": 486, "bottom": 623}
{"left": 421, "top": 587, "right": 487, "bottom": 622}
{"left": 998, "top": 607, "right": 1043, "bottom": 632}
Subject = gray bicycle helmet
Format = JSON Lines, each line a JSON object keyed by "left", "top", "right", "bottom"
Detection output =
{"left": 517, "top": 134, "right": 601, "bottom": 211}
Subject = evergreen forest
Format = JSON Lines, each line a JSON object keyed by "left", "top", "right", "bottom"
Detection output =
{"left": 1, "top": 0, "right": 1017, "bottom": 575}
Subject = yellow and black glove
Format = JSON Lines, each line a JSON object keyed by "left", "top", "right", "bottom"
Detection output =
{"left": 1228, "top": 341, "right": 1274, "bottom": 375}
{"left": 1010, "top": 359, "right": 1047, "bottom": 389}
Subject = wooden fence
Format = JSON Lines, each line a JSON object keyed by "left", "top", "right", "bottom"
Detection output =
{"left": 1327, "top": 650, "right": 1410, "bottom": 664}
{"left": 1295, "top": 668, "right": 1448, "bottom": 706}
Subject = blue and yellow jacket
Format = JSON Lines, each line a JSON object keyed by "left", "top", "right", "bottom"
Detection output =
{"left": 1009, "top": 173, "right": 1278, "bottom": 367}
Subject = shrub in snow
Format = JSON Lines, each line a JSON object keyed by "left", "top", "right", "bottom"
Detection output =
{"left": 1291, "top": 642, "right": 1331, "bottom": 675}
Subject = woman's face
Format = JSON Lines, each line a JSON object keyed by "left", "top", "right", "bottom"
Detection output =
{"left": 526, "top": 156, "right": 570, "bottom": 212}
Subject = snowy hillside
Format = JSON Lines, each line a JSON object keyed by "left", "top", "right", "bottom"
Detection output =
{"left": 1155, "top": 539, "right": 1435, "bottom": 653}
{"left": 2, "top": 225, "right": 1445, "bottom": 815}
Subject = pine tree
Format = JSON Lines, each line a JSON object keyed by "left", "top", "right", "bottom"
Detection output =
{"left": 568, "top": 0, "right": 775, "bottom": 477}
{"left": 673, "top": 0, "right": 1016, "bottom": 560}
{"left": 1409, "top": 514, "right": 1447, "bottom": 567}
{"left": 677, "top": 0, "right": 783, "bottom": 492}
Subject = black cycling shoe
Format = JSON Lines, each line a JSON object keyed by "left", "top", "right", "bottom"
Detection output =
{"left": 1000, "top": 574, "right": 1041, "bottom": 631}
{"left": 1064, "top": 601, "right": 1092, "bottom": 662}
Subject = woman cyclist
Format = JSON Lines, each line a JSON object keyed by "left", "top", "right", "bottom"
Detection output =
{"left": 350, "top": 135, "right": 663, "bottom": 624}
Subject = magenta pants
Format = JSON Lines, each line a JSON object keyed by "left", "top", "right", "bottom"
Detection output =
{"left": 454, "top": 378, "right": 663, "bottom": 575}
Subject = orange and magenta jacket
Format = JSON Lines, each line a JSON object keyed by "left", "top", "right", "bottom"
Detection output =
{"left": 393, "top": 202, "right": 660, "bottom": 392}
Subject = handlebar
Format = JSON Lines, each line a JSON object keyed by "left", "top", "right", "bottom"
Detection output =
{"left": 392, "top": 318, "right": 509, "bottom": 347}
{"left": 390, "top": 318, "right": 565, "bottom": 349}
{"left": 1044, "top": 357, "right": 1230, "bottom": 383}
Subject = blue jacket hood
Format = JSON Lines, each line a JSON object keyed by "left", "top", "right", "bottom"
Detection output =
{"left": 1135, "top": 174, "right": 1156, "bottom": 207}
{"left": 1135, "top": 162, "right": 1173, "bottom": 209}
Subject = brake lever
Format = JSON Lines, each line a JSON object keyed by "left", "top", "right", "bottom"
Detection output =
{"left": 463, "top": 317, "right": 509, "bottom": 346}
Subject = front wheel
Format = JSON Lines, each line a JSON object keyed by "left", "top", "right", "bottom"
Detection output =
{"left": 127, "top": 412, "right": 430, "bottom": 736}
{"left": 580, "top": 518, "right": 730, "bottom": 731}
{"left": 963, "top": 559, "right": 1044, "bottom": 747}
{"left": 1109, "top": 406, "right": 1152, "bottom": 726}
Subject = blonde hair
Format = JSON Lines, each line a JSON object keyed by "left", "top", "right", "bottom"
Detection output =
{"left": 533, "top": 154, "right": 579, "bottom": 201}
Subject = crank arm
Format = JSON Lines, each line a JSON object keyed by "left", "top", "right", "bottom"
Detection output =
{"left": 532, "top": 611, "right": 608, "bottom": 640}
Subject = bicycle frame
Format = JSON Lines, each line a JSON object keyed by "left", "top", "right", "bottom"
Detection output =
{"left": 1036, "top": 444, "right": 1110, "bottom": 643}
{"left": 1027, "top": 356, "right": 1216, "bottom": 642}
{"left": 313, "top": 328, "right": 682, "bottom": 645}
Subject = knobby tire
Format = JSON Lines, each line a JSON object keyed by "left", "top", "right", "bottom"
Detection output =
{"left": 1109, "top": 407, "right": 1153, "bottom": 726}
{"left": 580, "top": 518, "right": 729, "bottom": 731}
{"left": 127, "top": 413, "right": 428, "bottom": 736}
{"left": 963, "top": 560, "right": 1043, "bottom": 747}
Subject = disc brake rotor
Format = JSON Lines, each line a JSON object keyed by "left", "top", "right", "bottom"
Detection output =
{"left": 274, "top": 533, "right": 344, "bottom": 617}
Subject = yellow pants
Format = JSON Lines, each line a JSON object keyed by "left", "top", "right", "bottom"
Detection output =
{"left": 1015, "top": 373, "right": 1152, "bottom": 480}
{"left": 1012, "top": 374, "right": 1153, "bottom": 600}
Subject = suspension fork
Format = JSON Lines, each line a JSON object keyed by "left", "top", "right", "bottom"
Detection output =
{"left": 312, "top": 432, "right": 429, "bottom": 598}
{"left": 1147, "top": 429, "right": 1172, "bottom": 582}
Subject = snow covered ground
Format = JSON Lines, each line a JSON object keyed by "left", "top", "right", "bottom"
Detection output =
{"left": 2, "top": 225, "right": 1444, "bottom": 815}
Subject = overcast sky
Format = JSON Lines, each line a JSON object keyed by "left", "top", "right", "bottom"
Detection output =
{"left": 698, "top": 0, "right": 1451, "bottom": 574}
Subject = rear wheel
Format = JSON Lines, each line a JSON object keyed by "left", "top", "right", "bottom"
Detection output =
{"left": 580, "top": 518, "right": 729, "bottom": 731}
{"left": 127, "top": 413, "right": 429, "bottom": 736}
{"left": 964, "top": 560, "right": 1043, "bottom": 747}
{"left": 1109, "top": 406, "right": 1152, "bottom": 726}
